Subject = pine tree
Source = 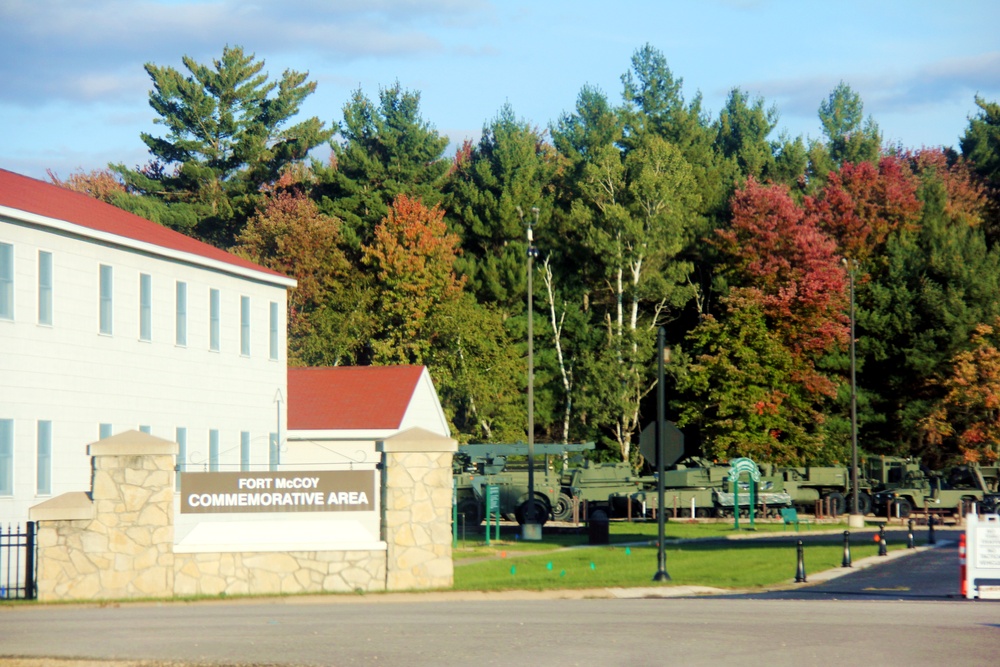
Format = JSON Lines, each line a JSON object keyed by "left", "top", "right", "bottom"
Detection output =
{"left": 112, "top": 45, "right": 332, "bottom": 246}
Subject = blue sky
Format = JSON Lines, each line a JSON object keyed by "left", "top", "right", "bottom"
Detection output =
{"left": 2, "top": 0, "right": 998, "bottom": 182}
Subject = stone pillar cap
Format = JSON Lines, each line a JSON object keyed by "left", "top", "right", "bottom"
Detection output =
{"left": 88, "top": 430, "right": 179, "bottom": 456}
{"left": 377, "top": 427, "right": 457, "bottom": 453}
{"left": 29, "top": 492, "right": 95, "bottom": 521}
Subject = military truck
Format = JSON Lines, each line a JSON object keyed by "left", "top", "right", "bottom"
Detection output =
{"left": 620, "top": 458, "right": 792, "bottom": 519}
{"left": 778, "top": 466, "right": 854, "bottom": 514}
{"left": 777, "top": 456, "right": 930, "bottom": 516}
{"left": 453, "top": 442, "right": 595, "bottom": 526}
{"left": 871, "top": 463, "right": 993, "bottom": 518}
{"left": 559, "top": 460, "right": 646, "bottom": 521}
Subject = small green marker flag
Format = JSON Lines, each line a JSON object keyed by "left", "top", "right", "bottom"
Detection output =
{"left": 590, "top": 562, "right": 596, "bottom": 570}
{"left": 546, "top": 561, "right": 553, "bottom": 570}
{"left": 625, "top": 547, "right": 631, "bottom": 555}
{"left": 560, "top": 569, "right": 566, "bottom": 577}
{"left": 510, "top": 565, "right": 516, "bottom": 575}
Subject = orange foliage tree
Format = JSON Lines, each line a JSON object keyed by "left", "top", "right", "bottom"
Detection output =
{"left": 363, "top": 195, "right": 465, "bottom": 365}
{"left": 920, "top": 318, "right": 1000, "bottom": 464}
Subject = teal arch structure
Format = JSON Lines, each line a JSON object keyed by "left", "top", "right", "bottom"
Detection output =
{"left": 728, "top": 457, "right": 761, "bottom": 530}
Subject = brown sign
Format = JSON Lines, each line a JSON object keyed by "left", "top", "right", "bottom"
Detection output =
{"left": 180, "top": 470, "right": 375, "bottom": 514}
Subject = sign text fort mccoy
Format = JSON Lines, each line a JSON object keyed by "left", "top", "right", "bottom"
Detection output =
{"left": 180, "top": 471, "right": 375, "bottom": 514}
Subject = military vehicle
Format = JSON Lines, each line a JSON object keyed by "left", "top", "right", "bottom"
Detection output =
{"left": 559, "top": 460, "right": 646, "bottom": 521}
{"left": 778, "top": 466, "right": 853, "bottom": 514}
{"left": 778, "top": 456, "right": 932, "bottom": 516}
{"left": 453, "top": 442, "right": 594, "bottom": 526}
{"left": 871, "top": 463, "right": 995, "bottom": 517}
{"left": 627, "top": 458, "right": 792, "bottom": 518}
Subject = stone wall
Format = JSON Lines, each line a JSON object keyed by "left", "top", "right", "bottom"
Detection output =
{"left": 32, "top": 432, "right": 176, "bottom": 601}
{"left": 30, "top": 427, "right": 457, "bottom": 601}
{"left": 173, "top": 550, "right": 386, "bottom": 596}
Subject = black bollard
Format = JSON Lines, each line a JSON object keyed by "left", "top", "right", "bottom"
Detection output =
{"left": 907, "top": 519, "right": 915, "bottom": 549}
{"left": 795, "top": 540, "right": 807, "bottom": 583}
{"left": 928, "top": 515, "right": 936, "bottom": 545}
{"left": 878, "top": 523, "right": 888, "bottom": 556}
{"left": 842, "top": 530, "right": 852, "bottom": 568}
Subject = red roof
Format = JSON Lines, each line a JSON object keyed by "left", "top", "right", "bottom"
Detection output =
{"left": 0, "top": 168, "right": 286, "bottom": 280}
{"left": 288, "top": 366, "right": 426, "bottom": 431}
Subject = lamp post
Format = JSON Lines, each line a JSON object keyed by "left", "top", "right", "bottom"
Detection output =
{"left": 843, "top": 258, "right": 864, "bottom": 529}
{"left": 653, "top": 326, "right": 670, "bottom": 581}
{"left": 523, "top": 207, "right": 542, "bottom": 541}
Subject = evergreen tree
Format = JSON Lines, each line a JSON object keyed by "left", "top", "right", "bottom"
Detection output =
{"left": 817, "top": 81, "right": 882, "bottom": 167}
{"left": 317, "top": 82, "right": 450, "bottom": 252}
{"left": 713, "top": 87, "right": 779, "bottom": 182}
{"left": 960, "top": 96, "right": 1000, "bottom": 239}
{"left": 112, "top": 45, "right": 332, "bottom": 246}
{"left": 443, "top": 104, "right": 556, "bottom": 314}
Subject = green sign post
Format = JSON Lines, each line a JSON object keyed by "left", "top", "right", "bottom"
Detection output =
{"left": 485, "top": 485, "right": 500, "bottom": 545}
{"left": 729, "top": 457, "right": 761, "bottom": 531}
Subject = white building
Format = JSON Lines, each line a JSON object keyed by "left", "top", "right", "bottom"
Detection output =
{"left": 285, "top": 365, "right": 451, "bottom": 469}
{"left": 0, "top": 168, "right": 295, "bottom": 525}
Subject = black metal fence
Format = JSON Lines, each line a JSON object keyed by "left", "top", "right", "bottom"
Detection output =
{"left": 0, "top": 522, "right": 37, "bottom": 600}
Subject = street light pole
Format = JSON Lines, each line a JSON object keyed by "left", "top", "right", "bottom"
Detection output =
{"left": 523, "top": 207, "right": 542, "bottom": 540}
{"left": 653, "top": 327, "right": 670, "bottom": 581}
{"left": 844, "top": 258, "right": 864, "bottom": 528}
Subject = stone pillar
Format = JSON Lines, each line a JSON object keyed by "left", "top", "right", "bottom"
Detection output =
{"left": 30, "top": 431, "right": 177, "bottom": 601}
{"left": 378, "top": 427, "right": 457, "bottom": 591}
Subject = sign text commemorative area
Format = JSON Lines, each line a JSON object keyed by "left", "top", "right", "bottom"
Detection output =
{"left": 181, "top": 471, "right": 375, "bottom": 514}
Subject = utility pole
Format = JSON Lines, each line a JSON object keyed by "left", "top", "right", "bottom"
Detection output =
{"left": 523, "top": 207, "right": 542, "bottom": 540}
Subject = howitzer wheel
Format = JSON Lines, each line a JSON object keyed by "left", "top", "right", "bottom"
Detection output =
{"left": 515, "top": 498, "right": 550, "bottom": 526}
{"left": 552, "top": 492, "right": 574, "bottom": 522}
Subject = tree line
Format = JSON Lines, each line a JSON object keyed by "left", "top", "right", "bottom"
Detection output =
{"left": 50, "top": 44, "right": 1000, "bottom": 470}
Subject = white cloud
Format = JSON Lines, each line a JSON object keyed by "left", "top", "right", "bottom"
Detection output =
{"left": 0, "top": 0, "right": 490, "bottom": 107}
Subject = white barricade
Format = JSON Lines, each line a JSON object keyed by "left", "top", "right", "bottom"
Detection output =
{"left": 964, "top": 510, "right": 1000, "bottom": 599}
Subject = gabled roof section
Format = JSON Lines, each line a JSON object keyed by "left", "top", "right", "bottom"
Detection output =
{"left": 0, "top": 168, "right": 292, "bottom": 285}
{"left": 288, "top": 366, "right": 426, "bottom": 431}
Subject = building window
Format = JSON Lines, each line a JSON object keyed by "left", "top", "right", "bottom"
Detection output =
{"left": 175, "top": 281, "right": 187, "bottom": 346}
{"left": 139, "top": 425, "right": 151, "bottom": 434}
{"left": 0, "top": 419, "right": 12, "bottom": 495}
{"left": 36, "top": 420, "right": 51, "bottom": 496}
{"left": 38, "top": 251, "right": 52, "bottom": 326}
{"left": 175, "top": 427, "right": 187, "bottom": 492}
{"left": 269, "top": 432, "right": 279, "bottom": 472}
{"left": 209, "top": 429, "right": 219, "bottom": 472}
{"left": 0, "top": 242, "right": 12, "bottom": 320}
{"left": 240, "top": 296, "right": 250, "bottom": 356}
{"left": 99, "top": 423, "right": 113, "bottom": 440}
{"left": 241, "top": 431, "right": 251, "bottom": 471}
{"left": 209, "top": 288, "right": 220, "bottom": 352}
{"left": 99, "top": 264, "right": 113, "bottom": 334}
{"left": 139, "top": 273, "right": 152, "bottom": 341}
{"left": 269, "top": 301, "right": 279, "bottom": 361}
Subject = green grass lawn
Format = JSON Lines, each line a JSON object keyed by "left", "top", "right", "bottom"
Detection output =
{"left": 454, "top": 518, "right": 846, "bottom": 558}
{"left": 453, "top": 520, "right": 912, "bottom": 591}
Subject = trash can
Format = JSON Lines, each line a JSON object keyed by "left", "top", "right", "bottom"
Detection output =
{"left": 588, "top": 509, "right": 609, "bottom": 545}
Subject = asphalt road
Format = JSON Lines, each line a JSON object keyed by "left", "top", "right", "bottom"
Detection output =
{"left": 1, "top": 529, "right": 996, "bottom": 667}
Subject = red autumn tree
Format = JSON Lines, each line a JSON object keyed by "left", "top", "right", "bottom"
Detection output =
{"left": 48, "top": 168, "right": 127, "bottom": 204}
{"left": 905, "top": 149, "right": 987, "bottom": 229}
{"left": 233, "top": 183, "right": 352, "bottom": 363}
{"left": 717, "top": 178, "right": 848, "bottom": 376}
{"left": 811, "top": 156, "right": 922, "bottom": 262}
